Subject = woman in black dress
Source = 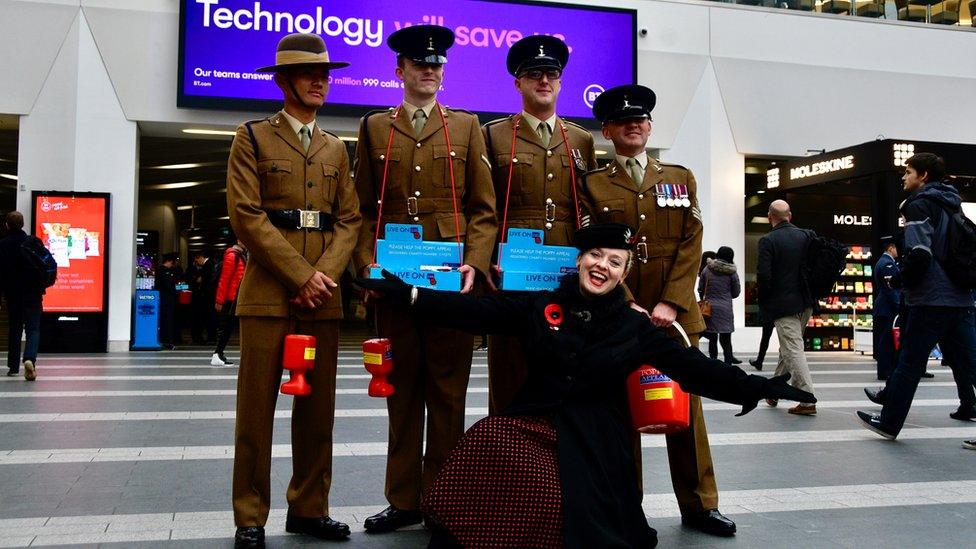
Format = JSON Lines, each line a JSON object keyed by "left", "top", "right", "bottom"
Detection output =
{"left": 359, "top": 224, "right": 813, "bottom": 549}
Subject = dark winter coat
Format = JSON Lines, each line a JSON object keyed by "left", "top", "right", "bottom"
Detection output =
{"left": 757, "top": 221, "right": 813, "bottom": 319}
{"left": 698, "top": 258, "right": 740, "bottom": 334}
{"left": 411, "top": 274, "right": 775, "bottom": 548}
{"left": 0, "top": 228, "right": 42, "bottom": 297}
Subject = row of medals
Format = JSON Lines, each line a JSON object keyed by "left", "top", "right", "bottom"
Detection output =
{"left": 654, "top": 184, "right": 692, "bottom": 208}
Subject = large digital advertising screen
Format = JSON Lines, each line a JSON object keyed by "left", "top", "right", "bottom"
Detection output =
{"left": 32, "top": 193, "right": 110, "bottom": 313}
{"left": 178, "top": 0, "right": 636, "bottom": 119}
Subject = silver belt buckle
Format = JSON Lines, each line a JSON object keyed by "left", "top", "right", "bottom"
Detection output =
{"left": 636, "top": 242, "right": 648, "bottom": 264}
{"left": 299, "top": 209, "right": 321, "bottom": 230}
{"left": 407, "top": 196, "right": 419, "bottom": 216}
{"left": 545, "top": 203, "right": 556, "bottom": 222}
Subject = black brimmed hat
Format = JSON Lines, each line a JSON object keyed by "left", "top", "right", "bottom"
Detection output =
{"left": 255, "top": 33, "right": 350, "bottom": 73}
{"left": 388, "top": 25, "right": 455, "bottom": 65}
{"left": 592, "top": 84, "right": 656, "bottom": 123}
{"left": 506, "top": 35, "right": 569, "bottom": 76}
{"left": 573, "top": 223, "right": 636, "bottom": 251}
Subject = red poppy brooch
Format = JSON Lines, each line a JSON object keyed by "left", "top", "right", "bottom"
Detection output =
{"left": 544, "top": 303, "right": 564, "bottom": 331}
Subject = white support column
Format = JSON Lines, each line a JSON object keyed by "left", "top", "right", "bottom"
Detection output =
{"left": 659, "top": 60, "right": 767, "bottom": 353}
{"left": 17, "top": 9, "right": 138, "bottom": 351}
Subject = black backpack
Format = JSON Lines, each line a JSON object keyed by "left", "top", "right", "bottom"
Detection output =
{"left": 931, "top": 201, "right": 976, "bottom": 289}
{"left": 801, "top": 230, "right": 849, "bottom": 300}
{"left": 20, "top": 236, "right": 58, "bottom": 289}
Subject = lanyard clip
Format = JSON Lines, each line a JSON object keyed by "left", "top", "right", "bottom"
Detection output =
{"left": 545, "top": 202, "right": 556, "bottom": 222}
{"left": 636, "top": 241, "right": 648, "bottom": 264}
{"left": 407, "top": 196, "right": 419, "bottom": 216}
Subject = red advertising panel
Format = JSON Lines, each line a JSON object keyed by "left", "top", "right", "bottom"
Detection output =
{"left": 33, "top": 194, "right": 109, "bottom": 312}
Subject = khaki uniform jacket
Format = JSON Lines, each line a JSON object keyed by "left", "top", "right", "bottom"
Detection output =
{"left": 483, "top": 115, "right": 597, "bottom": 246}
{"left": 581, "top": 158, "right": 706, "bottom": 334}
{"left": 353, "top": 103, "right": 497, "bottom": 276}
{"left": 226, "top": 110, "right": 362, "bottom": 319}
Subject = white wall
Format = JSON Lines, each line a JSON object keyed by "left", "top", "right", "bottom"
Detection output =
{"left": 4, "top": 0, "right": 975, "bottom": 348}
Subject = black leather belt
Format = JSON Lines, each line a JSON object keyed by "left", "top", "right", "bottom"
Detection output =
{"left": 266, "top": 209, "right": 334, "bottom": 231}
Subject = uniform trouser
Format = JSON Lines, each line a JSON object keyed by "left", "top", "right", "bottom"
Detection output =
{"left": 773, "top": 308, "right": 815, "bottom": 405}
{"left": 4, "top": 293, "right": 41, "bottom": 371}
{"left": 634, "top": 333, "right": 719, "bottom": 514}
{"left": 232, "top": 317, "right": 339, "bottom": 527}
{"left": 376, "top": 303, "right": 474, "bottom": 511}
{"left": 486, "top": 334, "right": 528, "bottom": 415}
{"left": 874, "top": 315, "right": 895, "bottom": 380}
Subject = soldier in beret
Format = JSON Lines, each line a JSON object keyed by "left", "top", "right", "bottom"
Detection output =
{"left": 352, "top": 24, "right": 497, "bottom": 533}
{"left": 482, "top": 35, "right": 598, "bottom": 414}
{"left": 226, "top": 33, "right": 362, "bottom": 548}
{"left": 580, "top": 84, "right": 738, "bottom": 537}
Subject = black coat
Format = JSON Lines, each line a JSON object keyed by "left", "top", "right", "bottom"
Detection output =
{"left": 411, "top": 275, "right": 771, "bottom": 548}
{"left": 757, "top": 221, "right": 813, "bottom": 319}
{"left": 0, "top": 228, "right": 42, "bottom": 297}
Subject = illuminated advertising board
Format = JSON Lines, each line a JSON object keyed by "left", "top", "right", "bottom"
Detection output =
{"left": 178, "top": 0, "right": 636, "bottom": 119}
{"left": 32, "top": 193, "right": 110, "bottom": 313}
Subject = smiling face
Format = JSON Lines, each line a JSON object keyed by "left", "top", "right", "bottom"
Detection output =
{"left": 396, "top": 58, "right": 444, "bottom": 101}
{"left": 576, "top": 247, "right": 631, "bottom": 297}
{"left": 602, "top": 117, "right": 652, "bottom": 157}
{"left": 276, "top": 66, "right": 330, "bottom": 109}
{"left": 515, "top": 69, "right": 562, "bottom": 113}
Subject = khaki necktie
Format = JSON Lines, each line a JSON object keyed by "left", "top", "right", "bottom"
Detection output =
{"left": 299, "top": 125, "right": 311, "bottom": 152}
{"left": 537, "top": 121, "right": 552, "bottom": 147}
{"left": 413, "top": 109, "right": 428, "bottom": 136}
{"left": 626, "top": 157, "right": 643, "bottom": 188}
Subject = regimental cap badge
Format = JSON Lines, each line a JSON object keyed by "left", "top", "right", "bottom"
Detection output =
{"left": 623, "top": 227, "right": 633, "bottom": 243}
{"left": 427, "top": 36, "right": 435, "bottom": 51}
{"left": 537, "top": 45, "right": 546, "bottom": 58}
{"left": 622, "top": 96, "right": 631, "bottom": 109}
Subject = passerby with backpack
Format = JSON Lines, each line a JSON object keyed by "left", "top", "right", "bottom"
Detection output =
{"left": 858, "top": 153, "right": 976, "bottom": 440}
{"left": 0, "top": 211, "right": 54, "bottom": 381}
{"left": 756, "top": 200, "right": 820, "bottom": 416}
{"left": 211, "top": 240, "right": 247, "bottom": 366}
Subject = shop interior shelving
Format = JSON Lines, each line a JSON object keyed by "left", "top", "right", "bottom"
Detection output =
{"left": 805, "top": 245, "right": 873, "bottom": 351}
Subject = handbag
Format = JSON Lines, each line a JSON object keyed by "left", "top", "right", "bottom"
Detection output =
{"left": 697, "top": 272, "right": 712, "bottom": 318}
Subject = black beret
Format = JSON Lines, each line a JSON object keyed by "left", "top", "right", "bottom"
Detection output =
{"left": 388, "top": 25, "right": 455, "bottom": 64}
{"left": 592, "top": 84, "right": 656, "bottom": 123}
{"left": 506, "top": 35, "right": 569, "bottom": 76}
{"left": 573, "top": 223, "right": 636, "bottom": 251}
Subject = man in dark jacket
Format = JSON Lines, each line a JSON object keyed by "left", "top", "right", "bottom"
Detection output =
{"left": 872, "top": 236, "right": 901, "bottom": 380}
{"left": 859, "top": 153, "right": 976, "bottom": 439}
{"left": 757, "top": 199, "right": 817, "bottom": 415}
{"left": 186, "top": 252, "right": 217, "bottom": 344}
{"left": 155, "top": 252, "right": 181, "bottom": 350}
{"left": 0, "top": 211, "right": 43, "bottom": 380}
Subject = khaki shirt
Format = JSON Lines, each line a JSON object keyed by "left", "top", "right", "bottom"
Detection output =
{"left": 482, "top": 115, "right": 597, "bottom": 246}
{"left": 226, "top": 110, "right": 363, "bottom": 319}
{"left": 353, "top": 103, "right": 498, "bottom": 276}
{"left": 580, "top": 157, "right": 705, "bottom": 334}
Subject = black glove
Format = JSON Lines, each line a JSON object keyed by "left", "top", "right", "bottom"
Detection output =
{"left": 887, "top": 272, "right": 903, "bottom": 290}
{"left": 355, "top": 269, "right": 413, "bottom": 304}
{"left": 736, "top": 373, "right": 816, "bottom": 416}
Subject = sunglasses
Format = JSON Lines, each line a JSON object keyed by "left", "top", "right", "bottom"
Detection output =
{"left": 521, "top": 69, "right": 562, "bottom": 81}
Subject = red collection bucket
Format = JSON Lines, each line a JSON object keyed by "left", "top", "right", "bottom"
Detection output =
{"left": 627, "top": 322, "right": 692, "bottom": 434}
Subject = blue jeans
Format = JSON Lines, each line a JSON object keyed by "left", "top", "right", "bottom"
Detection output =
{"left": 5, "top": 294, "right": 42, "bottom": 371}
{"left": 880, "top": 306, "right": 976, "bottom": 434}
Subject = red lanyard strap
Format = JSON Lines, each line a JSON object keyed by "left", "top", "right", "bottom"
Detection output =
{"left": 435, "top": 105, "right": 465, "bottom": 267}
{"left": 499, "top": 115, "right": 522, "bottom": 247}
{"left": 557, "top": 120, "right": 582, "bottom": 229}
{"left": 371, "top": 106, "right": 401, "bottom": 266}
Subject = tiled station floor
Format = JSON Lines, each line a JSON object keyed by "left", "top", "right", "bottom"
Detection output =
{"left": 2, "top": 328, "right": 976, "bottom": 547}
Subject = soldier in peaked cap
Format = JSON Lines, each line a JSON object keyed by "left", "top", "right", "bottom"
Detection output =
{"left": 580, "top": 84, "right": 739, "bottom": 538}
{"left": 352, "top": 24, "right": 497, "bottom": 533}
{"left": 482, "top": 34, "right": 597, "bottom": 414}
{"left": 226, "top": 32, "right": 362, "bottom": 548}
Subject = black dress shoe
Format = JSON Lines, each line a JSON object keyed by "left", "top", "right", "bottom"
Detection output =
{"left": 285, "top": 514, "right": 350, "bottom": 540}
{"left": 234, "top": 526, "right": 265, "bottom": 548}
{"left": 5, "top": 369, "right": 19, "bottom": 377}
{"left": 730, "top": 357, "right": 743, "bottom": 365}
{"left": 748, "top": 359, "right": 762, "bottom": 371}
{"left": 949, "top": 406, "right": 976, "bottom": 422}
{"left": 364, "top": 505, "right": 423, "bottom": 533}
{"left": 681, "top": 509, "right": 736, "bottom": 536}
{"left": 921, "top": 371, "right": 935, "bottom": 378}
{"left": 864, "top": 387, "right": 885, "bottom": 405}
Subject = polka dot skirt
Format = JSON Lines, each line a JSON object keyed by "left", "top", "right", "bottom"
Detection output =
{"left": 423, "top": 415, "right": 564, "bottom": 548}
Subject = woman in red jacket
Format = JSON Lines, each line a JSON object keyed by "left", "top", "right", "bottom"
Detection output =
{"left": 211, "top": 241, "right": 247, "bottom": 366}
